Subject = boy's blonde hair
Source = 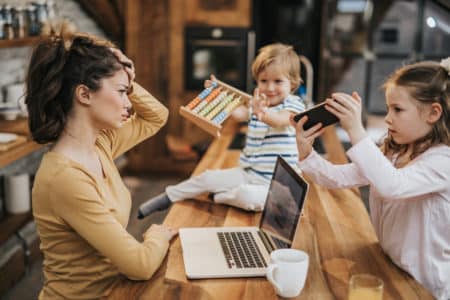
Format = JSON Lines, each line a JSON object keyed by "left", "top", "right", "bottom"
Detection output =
{"left": 251, "top": 43, "right": 302, "bottom": 92}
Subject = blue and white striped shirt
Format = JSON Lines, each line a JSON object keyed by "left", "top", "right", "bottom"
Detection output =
{"left": 240, "top": 95, "right": 305, "bottom": 180}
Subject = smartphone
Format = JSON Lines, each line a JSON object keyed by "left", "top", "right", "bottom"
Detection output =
{"left": 293, "top": 102, "right": 339, "bottom": 130}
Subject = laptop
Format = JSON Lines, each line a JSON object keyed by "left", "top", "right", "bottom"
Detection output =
{"left": 179, "top": 156, "right": 309, "bottom": 279}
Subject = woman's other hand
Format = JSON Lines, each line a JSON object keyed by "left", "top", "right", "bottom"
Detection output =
{"left": 147, "top": 224, "right": 178, "bottom": 242}
{"left": 290, "top": 114, "right": 324, "bottom": 160}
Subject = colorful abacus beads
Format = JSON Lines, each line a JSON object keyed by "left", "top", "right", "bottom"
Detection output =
{"left": 191, "top": 99, "right": 209, "bottom": 114}
{"left": 198, "top": 91, "right": 227, "bottom": 117}
{"left": 212, "top": 111, "right": 227, "bottom": 124}
{"left": 212, "top": 97, "right": 242, "bottom": 124}
{"left": 203, "top": 87, "right": 222, "bottom": 102}
{"left": 192, "top": 87, "right": 222, "bottom": 113}
{"left": 225, "top": 96, "right": 242, "bottom": 113}
{"left": 186, "top": 81, "right": 218, "bottom": 110}
{"left": 205, "top": 93, "right": 235, "bottom": 120}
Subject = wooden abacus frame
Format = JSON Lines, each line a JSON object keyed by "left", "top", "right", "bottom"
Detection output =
{"left": 180, "top": 79, "right": 252, "bottom": 137}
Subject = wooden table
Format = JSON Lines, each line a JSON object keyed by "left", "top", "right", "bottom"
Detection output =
{"left": 108, "top": 121, "right": 433, "bottom": 300}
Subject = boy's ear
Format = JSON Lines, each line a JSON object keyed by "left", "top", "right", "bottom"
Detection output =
{"left": 74, "top": 84, "right": 91, "bottom": 106}
{"left": 426, "top": 102, "right": 443, "bottom": 124}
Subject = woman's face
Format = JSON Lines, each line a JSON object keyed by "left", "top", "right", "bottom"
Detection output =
{"left": 89, "top": 69, "right": 131, "bottom": 129}
{"left": 384, "top": 85, "right": 433, "bottom": 145}
{"left": 256, "top": 63, "right": 292, "bottom": 106}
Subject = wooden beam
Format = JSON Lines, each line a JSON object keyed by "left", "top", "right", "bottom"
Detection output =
{"left": 75, "top": 0, "right": 123, "bottom": 43}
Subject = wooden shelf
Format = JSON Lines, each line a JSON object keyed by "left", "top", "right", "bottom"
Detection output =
{"left": 0, "top": 212, "right": 32, "bottom": 245}
{"left": 0, "top": 119, "right": 42, "bottom": 168}
{"left": 0, "top": 36, "right": 41, "bottom": 49}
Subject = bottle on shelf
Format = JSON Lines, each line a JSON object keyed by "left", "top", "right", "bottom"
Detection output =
{"left": 12, "top": 6, "right": 26, "bottom": 39}
{"left": 2, "top": 5, "right": 14, "bottom": 40}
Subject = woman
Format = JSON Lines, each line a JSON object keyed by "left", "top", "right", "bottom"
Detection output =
{"left": 26, "top": 33, "right": 177, "bottom": 299}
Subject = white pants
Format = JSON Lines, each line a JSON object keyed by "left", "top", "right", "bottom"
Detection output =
{"left": 166, "top": 167, "right": 270, "bottom": 211}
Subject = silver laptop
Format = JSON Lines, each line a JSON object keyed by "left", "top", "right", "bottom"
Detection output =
{"left": 179, "top": 156, "right": 309, "bottom": 279}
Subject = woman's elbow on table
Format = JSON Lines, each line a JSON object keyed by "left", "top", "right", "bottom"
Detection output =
{"left": 113, "top": 238, "right": 170, "bottom": 280}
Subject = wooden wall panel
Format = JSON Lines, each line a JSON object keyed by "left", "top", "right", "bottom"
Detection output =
{"left": 76, "top": 0, "right": 123, "bottom": 42}
{"left": 168, "top": 0, "right": 252, "bottom": 144}
{"left": 185, "top": 0, "right": 252, "bottom": 27}
{"left": 124, "top": 0, "right": 251, "bottom": 172}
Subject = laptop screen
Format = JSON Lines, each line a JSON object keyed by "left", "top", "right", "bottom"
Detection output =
{"left": 259, "top": 156, "right": 308, "bottom": 242}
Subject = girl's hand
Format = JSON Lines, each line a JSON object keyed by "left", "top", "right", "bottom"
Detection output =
{"left": 290, "top": 114, "right": 324, "bottom": 160}
{"left": 204, "top": 74, "right": 217, "bottom": 88}
{"left": 147, "top": 224, "right": 178, "bottom": 242}
{"left": 110, "top": 48, "right": 135, "bottom": 83}
{"left": 251, "top": 88, "right": 269, "bottom": 121}
{"left": 326, "top": 92, "right": 367, "bottom": 144}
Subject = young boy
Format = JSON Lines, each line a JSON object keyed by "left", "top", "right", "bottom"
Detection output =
{"left": 139, "top": 43, "right": 306, "bottom": 217}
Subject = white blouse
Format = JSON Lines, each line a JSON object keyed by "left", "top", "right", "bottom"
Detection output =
{"left": 298, "top": 137, "right": 450, "bottom": 300}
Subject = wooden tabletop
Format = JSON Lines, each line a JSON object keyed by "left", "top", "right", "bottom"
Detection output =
{"left": 108, "top": 121, "right": 433, "bottom": 300}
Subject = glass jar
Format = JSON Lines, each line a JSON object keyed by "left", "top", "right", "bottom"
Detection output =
{"left": 26, "top": 5, "right": 39, "bottom": 36}
{"left": 12, "top": 6, "right": 26, "bottom": 38}
{"left": 33, "top": 0, "right": 48, "bottom": 34}
{"left": 2, "top": 5, "right": 14, "bottom": 40}
{"left": 0, "top": 7, "right": 5, "bottom": 40}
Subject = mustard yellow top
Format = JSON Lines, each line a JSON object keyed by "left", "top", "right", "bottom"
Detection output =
{"left": 32, "top": 83, "right": 170, "bottom": 299}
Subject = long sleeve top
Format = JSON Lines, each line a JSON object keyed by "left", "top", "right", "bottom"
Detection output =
{"left": 298, "top": 137, "right": 450, "bottom": 300}
{"left": 32, "top": 82, "right": 170, "bottom": 300}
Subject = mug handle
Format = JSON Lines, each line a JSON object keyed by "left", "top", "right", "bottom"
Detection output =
{"left": 266, "top": 264, "right": 283, "bottom": 295}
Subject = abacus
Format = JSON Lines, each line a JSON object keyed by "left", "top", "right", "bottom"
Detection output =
{"left": 180, "top": 79, "right": 252, "bottom": 137}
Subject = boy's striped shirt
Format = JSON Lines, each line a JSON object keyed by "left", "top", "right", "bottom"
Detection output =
{"left": 240, "top": 95, "right": 305, "bottom": 180}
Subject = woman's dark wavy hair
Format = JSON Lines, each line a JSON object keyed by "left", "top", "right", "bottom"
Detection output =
{"left": 381, "top": 60, "right": 450, "bottom": 160}
{"left": 25, "top": 33, "right": 124, "bottom": 144}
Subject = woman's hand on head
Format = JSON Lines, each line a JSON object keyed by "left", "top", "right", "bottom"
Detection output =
{"left": 148, "top": 224, "right": 178, "bottom": 242}
{"left": 110, "top": 48, "right": 135, "bottom": 83}
{"left": 289, "top": 114, "right": 324, "bottom": 160}
{"left": 326, "top": 92, "right": 367, "bottom": 144}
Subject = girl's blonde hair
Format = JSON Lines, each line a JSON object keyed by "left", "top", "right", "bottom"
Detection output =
{"left": 381, "top": 60, "right": 450, "bottom": 159}
{"left": 251, "top": 43, "right": 302, "bottom": 92}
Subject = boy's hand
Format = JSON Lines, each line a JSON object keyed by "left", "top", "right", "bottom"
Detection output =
{"left": 204, "top": 74, "right": 217, "bottom": 88}
{"left": 290, "top": 114, "right": 324, "bottom": 160}
{"left": 327, "top": 91, "right": 367, "bottom": 144}
{"left": 251, "top": 88, "right": 269, "bottom": 121}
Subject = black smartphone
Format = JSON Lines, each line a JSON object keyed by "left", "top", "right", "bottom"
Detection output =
{"left": 293, "top": 102, "right": 339, "bottom": 130}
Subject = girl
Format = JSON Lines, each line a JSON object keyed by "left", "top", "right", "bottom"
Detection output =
{"left": 292, "top": 59, "right": 450, "bottom": 299}
{"left": 140, "top": 43, "right": 305, "bottom": 217}
{"left": 27, "top": 33, "right": 177, "bottom": 299}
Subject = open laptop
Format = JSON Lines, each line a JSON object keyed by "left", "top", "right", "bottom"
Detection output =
{"left": 179, "top": 156, "right": 309, "bottom": 279}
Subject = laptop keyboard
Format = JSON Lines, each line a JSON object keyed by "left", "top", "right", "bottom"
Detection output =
{"left": 217, "top": 232, "right": 267, "bottom": 269}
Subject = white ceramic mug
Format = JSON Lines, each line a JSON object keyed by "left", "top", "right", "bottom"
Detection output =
{"left": 266, "top": 249, "right": 309, "bottom": 298}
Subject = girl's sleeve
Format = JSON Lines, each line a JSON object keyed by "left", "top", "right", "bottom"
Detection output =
{"left": 298, "top": 150, "right": 369, "bottom": 189}
{"left": 347, "top": 136, "right": 450, "bottom": 200}
{"left": 98, "top": 82, "right": 169, "bottom": 159}
{"left": 52, "top": 169, "right": 169, "bottom": 280}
